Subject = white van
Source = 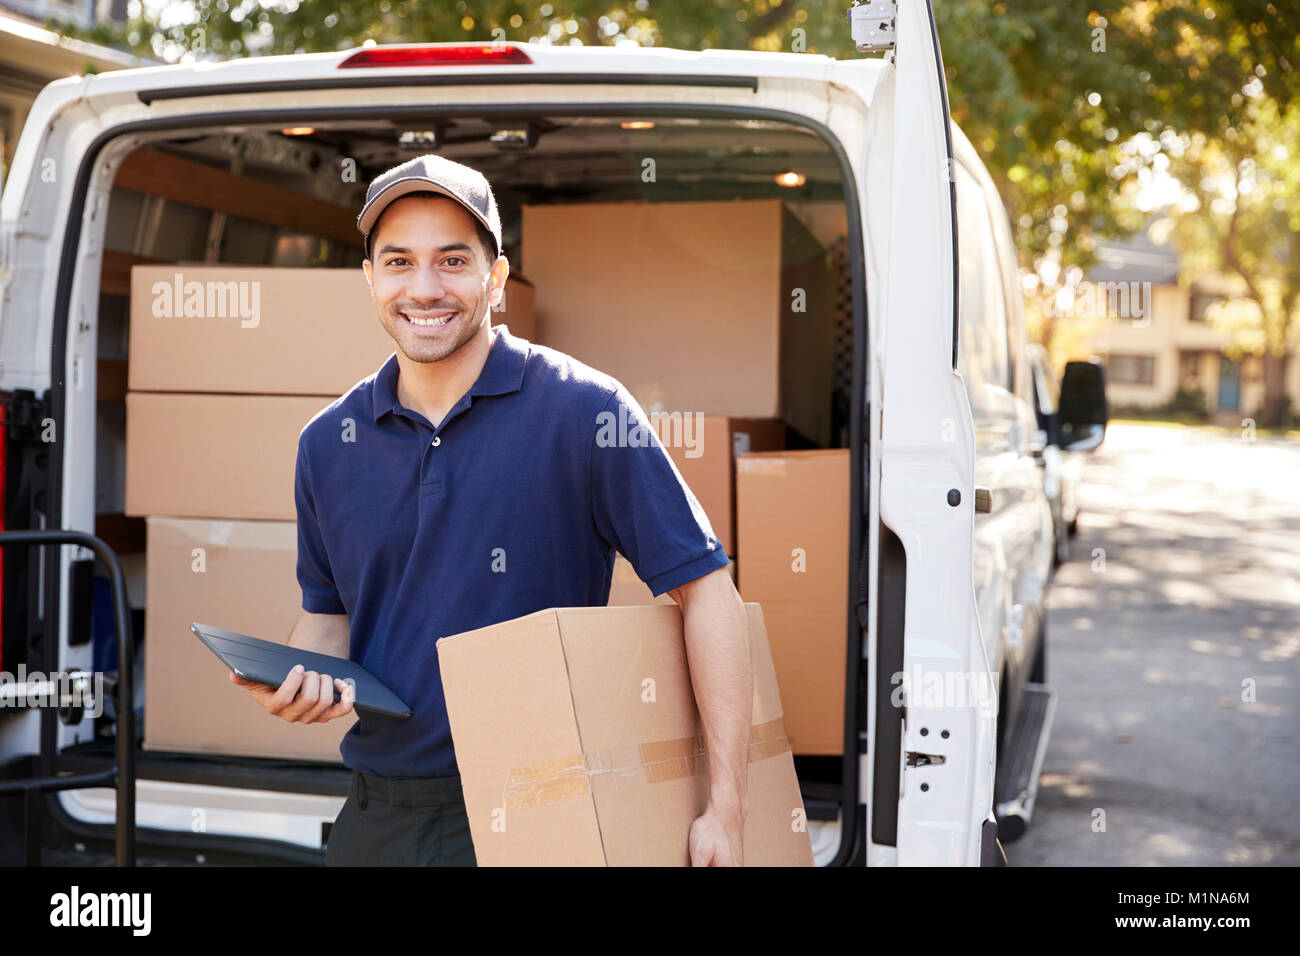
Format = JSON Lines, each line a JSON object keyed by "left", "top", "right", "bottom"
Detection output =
{"left": 0, "top": 2, "right": 1108, "bottom": 866}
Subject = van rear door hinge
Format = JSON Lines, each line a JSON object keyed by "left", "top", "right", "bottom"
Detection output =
{"left": 846, "top": 0, "right": 898, "bottom": 52}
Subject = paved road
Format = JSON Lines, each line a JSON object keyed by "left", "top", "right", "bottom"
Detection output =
{"left": 1005, "top": 423, "right": 1300, "bottom": 865}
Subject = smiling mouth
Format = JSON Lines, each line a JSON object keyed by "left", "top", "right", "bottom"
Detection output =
{"left": 402, "top": 310, "right": 457, "bottom": 327}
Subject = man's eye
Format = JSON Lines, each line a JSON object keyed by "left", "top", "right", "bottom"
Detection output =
{"left": 386, "top": 257, "right": 409, "bottom": 267}
{"left": 444, "top": 257, "right": 466, "bottom": 267}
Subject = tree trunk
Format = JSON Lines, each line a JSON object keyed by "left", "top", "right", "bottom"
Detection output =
{"left": 1260, "top": 352, "right": 1290, "bottom": 428}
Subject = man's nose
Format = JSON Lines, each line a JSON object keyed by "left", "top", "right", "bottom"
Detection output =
{"left": 406, "top": 262, "right": 448, "bottom": 301}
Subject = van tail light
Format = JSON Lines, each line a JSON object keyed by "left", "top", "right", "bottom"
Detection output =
{"left": 338, "top": 44, "right": 534, "bottom": 69}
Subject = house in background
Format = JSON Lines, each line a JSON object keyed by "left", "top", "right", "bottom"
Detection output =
{"left": 0, "top": 0, "right": 149, "bottom": 180}
{"left": 1084, "top": 233, "right": 1300, "bottom": 424}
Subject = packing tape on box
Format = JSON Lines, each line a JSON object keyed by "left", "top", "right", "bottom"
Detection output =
{"left": 736, "top": 456, "right": 787, "bottom": 476}
{"left": 502, "top": 717, "right": 789, "bottom": 814}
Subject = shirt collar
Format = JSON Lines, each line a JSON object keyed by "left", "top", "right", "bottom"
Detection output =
{"left": 372, "top": 324, "right": 529, "bottom": 423}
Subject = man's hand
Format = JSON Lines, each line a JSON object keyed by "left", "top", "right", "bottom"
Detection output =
{"left": 689, "top": 805, "right": 745, "bottom": 867}
{"left": 229, "top": 664, "right": 354, "bottom": 724}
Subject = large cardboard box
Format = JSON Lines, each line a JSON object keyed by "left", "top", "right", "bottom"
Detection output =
{"left": 142, "top": 516, "right": 354, "bottom": 760}
{"left": 605, "top": 553, "right": 735, "bottom": 607}
{"left": 522, "top": 200, "right": 835, "bottom": 445}
{"left": 125, "top": 393, "right": 335, "bottom": 520}
{"left": 651, "top": 415, "right": 785, "bottom": 556}
{"left": 437, "top": 603, "right": 813, "bottom": 866}
{"left": 128, "top": 265, "right": 536, "bottom": 394}
{"left": 736, "top": 450, "right": 850, "bottom": 756}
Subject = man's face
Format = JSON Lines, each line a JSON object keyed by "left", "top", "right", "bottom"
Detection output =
{"left": 362, "top": 195, "right": 506, "bottom": 364}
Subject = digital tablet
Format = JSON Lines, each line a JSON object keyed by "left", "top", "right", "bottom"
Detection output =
{"left": 191, "top": 622, "right": 411, "bottom": 719}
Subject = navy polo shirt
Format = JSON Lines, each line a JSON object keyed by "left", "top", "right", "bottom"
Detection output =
{"left": 294, "top": 325, "right": 730, "bottom": 778}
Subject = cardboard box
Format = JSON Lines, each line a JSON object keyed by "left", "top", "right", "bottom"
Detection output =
{"left": 125, "top": 392, "right": 335, "bottom": 520}
{"left": 495, "top": 274, "right": 536, "bottom": 342}
{"left": 142, "top": 516, "right": 354, "bottom": 760}
{"left": 736, "top": 450, "right": 850, "bottom": 756}
{"left": 522, "top": 200, "right": 835, "bottom": 445}
{"left": 651, "top": 415, "right": 785, "bottom": 555}
{"left": 128, "top": 265, "right": 536, "bottom": 394}
{"left": 605, "top": 553, "right": 735, "bottom": 607}
{"left": 437, "top": 603, "right": 813, "bottom": 866}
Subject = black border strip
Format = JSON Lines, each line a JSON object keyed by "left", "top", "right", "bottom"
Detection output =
{"left": 137, "top": 71, "right": 760, "bottom": 105}
{"left": 44, "top": 97, "right": 865, "bottom": 866}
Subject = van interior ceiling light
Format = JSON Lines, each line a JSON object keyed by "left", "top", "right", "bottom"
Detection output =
{"left": 398, "top": 130, "right": 439, "bottom": 149}
{"left": 490, "top": 125, "right": 539, "bottom": 149}
{"left": 620, "top": 121, "right": 656, "bottom": 130}
{"left": 338, "top": 44, "right": 535, "bottom": 68}
{"left": 280, "top": 127, "right": 315, "bottom": 136}
{"left": 776, "top": 170, "right": 806, "bottom": 188}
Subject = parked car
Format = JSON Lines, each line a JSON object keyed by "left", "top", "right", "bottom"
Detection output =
{"left": 1027, "top": 345, "right": 1103, "bottom": 566}
{"left": 0, "top": 1, "right": 1108, "bottom": 866}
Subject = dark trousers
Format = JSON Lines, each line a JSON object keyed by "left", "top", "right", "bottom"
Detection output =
{"left": 325, "top": 770, "right": 477, "bottom": 867}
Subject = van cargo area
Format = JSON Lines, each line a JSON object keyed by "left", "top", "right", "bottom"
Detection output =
{"left": 32, "top": 112, "right": 860, "bottom": 864}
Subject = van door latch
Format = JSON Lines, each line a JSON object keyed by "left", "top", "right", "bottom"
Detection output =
{"left": 905, "top": 751, "right": 946, "bottom": 768}
{"left": 846, "top": 0, "right": 897, "bottom": 52}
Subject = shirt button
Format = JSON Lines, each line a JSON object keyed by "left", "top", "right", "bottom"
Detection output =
{"left": 431, "top": 436, "right": 442, "bottom": 447}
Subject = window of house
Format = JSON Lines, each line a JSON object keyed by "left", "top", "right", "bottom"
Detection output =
{"left": 1189, "top": 293, "right": 1222, "bottom": 323}
{"left": 1108, "top": 354, "right": 1156, "bottom": 385}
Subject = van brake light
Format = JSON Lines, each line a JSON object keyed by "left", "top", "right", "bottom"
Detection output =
{"left": 339, "top": 45, "right": 534, "bottom": 69}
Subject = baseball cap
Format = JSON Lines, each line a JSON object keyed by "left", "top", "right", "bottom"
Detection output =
{"left": 357, "top": 153, "right": 502, "bottom": 262}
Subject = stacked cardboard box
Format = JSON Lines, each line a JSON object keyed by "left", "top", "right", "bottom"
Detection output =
{"left": 521, "top": 199, "right": 835, "bottom": 446}
{"left": 126, "top": 265, "right": 535, "bottom": 759}
{"left": 438, "top": 603, "right": 813, "bottom": 866}
{"left": 651, "top": 415, "right": 785, "bottom": 557}
{"left": 603, "top": 415, "right": 779, "bottom": 605}
{"left": 127, "top": 266, "right": 534, "bottom": 394}
{"left": 736, "top": 449, "right": 851, "bottom": 756}
{"left": 143, "top": 516, "right": 354, "bottom": 759}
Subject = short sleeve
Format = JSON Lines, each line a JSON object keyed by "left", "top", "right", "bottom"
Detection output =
{"left": 296, "top": 439, "right": 347, "bottom": 614}
{"left": 588, "top": 384, "right": 731, "bottom": 596}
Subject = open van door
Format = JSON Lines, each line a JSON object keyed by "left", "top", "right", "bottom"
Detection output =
{"left": 854, "top": 0, "right": 999, "bottom": 865}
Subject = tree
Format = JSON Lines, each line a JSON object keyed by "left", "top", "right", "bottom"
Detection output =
{"left": 1110, "top": 0, "right": 1300, "bottom": 425}
{"left": 1155, "top": 96, "right": 1299, "bottom": 425}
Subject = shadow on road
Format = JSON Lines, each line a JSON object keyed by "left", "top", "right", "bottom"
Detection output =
{"left": 1006, "top": 424, "right": 1300, "bottom": 866}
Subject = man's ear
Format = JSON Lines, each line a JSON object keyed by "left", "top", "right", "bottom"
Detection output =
{"left": 362, "top": 258, "right": 374, "bottom": 296}
{"left": 487, "top": 256, "right": 510, "bottom": 309}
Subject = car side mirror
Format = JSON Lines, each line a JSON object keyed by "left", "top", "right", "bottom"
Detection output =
{"left": 1057, "top": 360, "right": 1108, "bottom": 452}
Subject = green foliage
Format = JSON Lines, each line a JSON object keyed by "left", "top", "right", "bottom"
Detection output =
{"left": 1165, "top": 384, "right": 1209, "bottom": 421}
{"left": 1113, "top": 1, "right": 1299, "bottom": 425}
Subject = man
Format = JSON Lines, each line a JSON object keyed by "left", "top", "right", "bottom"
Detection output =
{"left": 231, "top": 154, "right": 752, "bottom": 867}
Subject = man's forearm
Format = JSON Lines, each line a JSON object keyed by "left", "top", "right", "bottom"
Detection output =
{"left": 287, "top": 610, "right": 351, "bottom": 658}
{"left": 675, "top": 568, "right": 752, "bottom": 820}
